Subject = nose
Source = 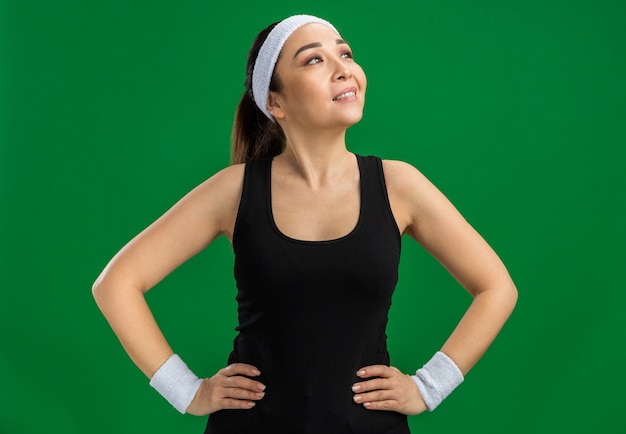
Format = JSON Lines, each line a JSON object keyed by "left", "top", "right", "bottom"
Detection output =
{"left": 332, "top": 57, "right": 352, "bottom": 81}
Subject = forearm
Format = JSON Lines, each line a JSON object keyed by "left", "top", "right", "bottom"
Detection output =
{"left": 92, "top": 280, "right": 173, "bottom": 378}
{"left": 441, "top": 281, "right": 517, "bottom": 375}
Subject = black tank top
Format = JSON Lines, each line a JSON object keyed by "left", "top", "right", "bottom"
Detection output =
{"left": 205, "top": 155, "right": 409, "bottom": 434}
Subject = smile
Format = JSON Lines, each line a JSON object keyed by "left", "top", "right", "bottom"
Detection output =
{"left": 332, "top": 91, "right": 356, "bottom": 101}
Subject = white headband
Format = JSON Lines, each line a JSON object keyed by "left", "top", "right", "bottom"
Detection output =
{"left": 252, "top": 14, "right": 339, "bottom": 120}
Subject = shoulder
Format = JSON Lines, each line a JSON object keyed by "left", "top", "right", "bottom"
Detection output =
{"left": 194, "top": 163, "right": 246, "bottom": 209}
{"left": 381, "top": 159, "right": 433, "bottom": 197}
{"left": 195, "top": 163, "right": 246, "bottom": 199}
{"left": 381, "top": 159, "right": 419, "bottom": 178}
{"left": 173, "top": 163, "right": 246, "bottom": 236}
{"left": 381, "top": 159, "right": 455, "bottom": 237}
{"left": 209, "top": 163, "right": 246, "bottom": 183}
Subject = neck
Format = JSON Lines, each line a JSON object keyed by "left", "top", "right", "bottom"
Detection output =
{"left": 274, "top": 127, "right": 354, "bottom": 187}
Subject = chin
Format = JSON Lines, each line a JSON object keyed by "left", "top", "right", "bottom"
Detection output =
{"left": 338, "top": 111, "right": 364, "bottom": 128}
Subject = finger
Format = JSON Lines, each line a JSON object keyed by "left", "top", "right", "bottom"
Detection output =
{"left": 220, "top": 386, "right": 266, "bottom": 401}
{"left": 352, "top": 377, "right": 389, "bottom": 393}
{"left": 356, "top": 365, "right": 393, "bottom": 379}
{"left": 223, "top": 375, "right": 267, "bottom": 393}
{"left": 362, "top": 400, "right": 398, "bottom": 411}
{"left": 219, "top": 397, "right": 258, "bottom": 410}
{"left": 220, "top": 363, "right": 261, "bottom": 377}
{"left": 353, "top": 389, "right": 395, "bottom": 404}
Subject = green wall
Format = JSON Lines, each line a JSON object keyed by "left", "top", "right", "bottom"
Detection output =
{"left": 1, "top": 0, "right": 624, "bottom": 432}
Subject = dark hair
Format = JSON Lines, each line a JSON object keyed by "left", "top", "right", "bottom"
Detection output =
{"left": 231, "top": 23, "right": 286, "bottom": 165}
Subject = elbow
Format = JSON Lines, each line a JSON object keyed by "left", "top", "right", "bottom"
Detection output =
{"left": 91, "top": 275, "right": 107, "bottom": 308}
{"left": 91, "top": 270, "right": 146, "bottom": 310}
{"left": 510, "top": 281, "right": 518, "bottom": 304}
{"left": 502, "top": 279, "right": 518, "bottom": 316}
{"left": 474, "top": 277, "right": 518, "bottom": 315}
{"left": 91, "top": 269, "right": 118, "bottom": 309}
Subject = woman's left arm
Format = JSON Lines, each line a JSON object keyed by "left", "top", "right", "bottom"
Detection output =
{"left": 385, "top": 160, "right": 518, "bottom": 373}
{"left": 353, "top": 160, "right": 517, "bottom": 414}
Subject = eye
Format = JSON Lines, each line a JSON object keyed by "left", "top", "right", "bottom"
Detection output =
{"left": 341, "top": 50, "right": 353, "bottom": 59}
{"left": 306, "top": 56, "right": 322, "bottom": 65}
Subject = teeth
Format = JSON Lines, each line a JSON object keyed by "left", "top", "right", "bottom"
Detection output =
{"left": 334, "top": 91, "right": 356, "bottom": 101}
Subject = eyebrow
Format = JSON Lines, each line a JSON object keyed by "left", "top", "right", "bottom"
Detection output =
{"left": 293, "top": 39, "right": 349, "bottom": 58}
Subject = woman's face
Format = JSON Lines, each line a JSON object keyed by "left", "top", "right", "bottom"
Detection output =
{"left": 269, "top": 23, "right": 367, "bottom": 131}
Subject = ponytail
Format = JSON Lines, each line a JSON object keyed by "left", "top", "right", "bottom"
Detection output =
{"left": 230, "top": 89, "right": 284, "bottom": 165}
{"left": 230, "top": 22, "right": 285, "bottom": 165}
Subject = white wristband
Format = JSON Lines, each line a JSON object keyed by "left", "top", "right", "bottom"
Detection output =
{"left": 149, "top": 354, "right": 203, "bottom": 414}
{"left": 411, "top": 351, "right": 464, "bottom": 411}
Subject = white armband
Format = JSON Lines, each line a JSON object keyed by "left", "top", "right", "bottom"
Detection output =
{"left": 149, "top": 354, "right": 203, "bottom": 414}
{"left": 411, "top": 351, "right": 464, "bottom": 411}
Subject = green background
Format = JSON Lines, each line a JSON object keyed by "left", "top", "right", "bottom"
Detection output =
{"left": 2, "top": 0, "right": 624, "bottom": 432}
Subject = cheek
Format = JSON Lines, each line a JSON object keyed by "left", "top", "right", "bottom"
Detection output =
{"left": 281, "top": 79, "right": 313, "bottom": 106}
{"left": 354, "top": 66, "right": 367, "bottom": 91}
{"left": 290, "top": 79, "right": 328, "bottom": 109}
{"left": 300, "top": 79, "right": 324, "bottom": 97}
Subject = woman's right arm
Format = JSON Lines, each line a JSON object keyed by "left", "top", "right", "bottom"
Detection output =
{"left": 92, "top": 164, "right": 265, "bottom": 414}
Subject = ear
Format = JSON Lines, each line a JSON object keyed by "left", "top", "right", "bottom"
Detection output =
{"left": 266, "top": 91, "right": 286, "bottom": 120}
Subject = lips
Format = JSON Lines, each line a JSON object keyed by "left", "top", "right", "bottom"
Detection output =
{"left": 332, "top": 87, "right": 357, "bottom": 101}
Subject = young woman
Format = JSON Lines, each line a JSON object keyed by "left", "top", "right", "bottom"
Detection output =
{"left": 93, "top": 14, "right": 517, "bottom": 433}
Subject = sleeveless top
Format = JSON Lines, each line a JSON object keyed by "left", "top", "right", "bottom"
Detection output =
{"left": 204, "top": 155, "right": 410, "bottom": 434}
